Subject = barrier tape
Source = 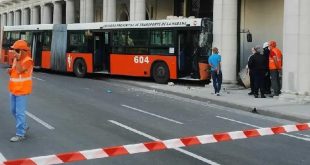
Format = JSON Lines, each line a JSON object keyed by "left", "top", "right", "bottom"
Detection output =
{"left": 1, "top": 123, "right": 309, "bottom": 165}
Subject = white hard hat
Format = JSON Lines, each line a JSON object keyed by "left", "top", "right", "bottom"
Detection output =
{"left": 263, "top": 42, "right": 269, "bottom": 48}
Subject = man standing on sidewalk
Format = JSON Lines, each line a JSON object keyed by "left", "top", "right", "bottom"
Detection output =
{"left": 248, "top": 46, "right": 268, "bottom": 98}
{"left": 7, "top": 40, "right": 33, "bottom": 142}
{"left": 268, "top": 41, "right": 282, "bottom": 97}
{"left": 263, "top": 42, "right": 271, "bottom": 94}
{"left": 208, "top": 47, "right": 222, "bottom": 96}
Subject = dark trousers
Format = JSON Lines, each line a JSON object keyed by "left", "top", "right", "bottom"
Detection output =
{"left": 270, "top": 70, "right": 281, "bottom": 95}
{"left": 211, "top": 71, "right": 222, "bottom": 93}
{"left": 249, "top": 70, "right": 254, "bottom": 93}
{"left": 264, "top": 71, "right": 271, "bottom": 93}
{"left": 253, "top": 70, "right": 266, "bottom": 96}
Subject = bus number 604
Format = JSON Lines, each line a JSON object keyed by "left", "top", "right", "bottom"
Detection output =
{"left": 134, "top": 56, "right": 150, "bottom": 64}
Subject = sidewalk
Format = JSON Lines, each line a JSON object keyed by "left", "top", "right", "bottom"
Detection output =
{"left": 126, "top": 81, "right": 310, "bottom": 122}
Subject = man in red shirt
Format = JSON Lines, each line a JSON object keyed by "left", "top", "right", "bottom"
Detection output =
{"left": 268, "top": 41, "right": 282, "bottom": 97}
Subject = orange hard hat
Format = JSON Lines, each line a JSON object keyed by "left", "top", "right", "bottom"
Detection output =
{"left": 11, "top": 40, "right": 30, "bottom": 51}
{"left": 268, "top": 40, "right": 277, "bottom": 48}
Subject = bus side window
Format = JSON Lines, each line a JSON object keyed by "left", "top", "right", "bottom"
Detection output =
{"left": 150, "top": 30, "right": 174, "bottom": 55}
{"left": 43, "top": 31, "right": 52, "bottom": 51}
{"left": 68, "top": 32, "right": 87, "bottom": 53}
{"left": 2, "top": 32, "right": 10, "bottom": 48}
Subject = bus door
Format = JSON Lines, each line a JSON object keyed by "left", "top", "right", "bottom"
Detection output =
{"left": 93, "top": 32, "right": 110, "bottom": 72}
{"left": 32, "top": 32, "right": 43, "bottom": 67}
{"left": 177, "top": 30, "right": 199, "bottom": 79}
{"left": 177, "top": 30, "right": 192, "bottom": 77}
{"left": 93, "top": 33, "right": 104, "bottom": 71}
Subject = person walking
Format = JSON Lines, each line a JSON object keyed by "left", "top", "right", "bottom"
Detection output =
{"left": 208, "top": 47, "right": 222, "bottom": 96}
{"left": 7, "top": 40, "right": 33, "bottom": 142}
{"left": 268, "top": 41, "right": 282, "bottom": 97}
{"left": 248, "top": 46, "right": 268, "bottom": 98}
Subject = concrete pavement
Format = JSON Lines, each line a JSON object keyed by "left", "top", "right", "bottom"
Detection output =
{"left": 120, "top": 80, "right": 310, "bottom": 123}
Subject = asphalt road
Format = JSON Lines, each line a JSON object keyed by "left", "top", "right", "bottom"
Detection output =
{"left": 0, "top": 65, "right": 309, "bottom": 165}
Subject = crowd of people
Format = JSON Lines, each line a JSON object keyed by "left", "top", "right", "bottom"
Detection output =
{"left": 208, "top": 40, "right": 282, "bottom": 98}
{"left": 247, "top": 41, "right": 283, "bottom": 98}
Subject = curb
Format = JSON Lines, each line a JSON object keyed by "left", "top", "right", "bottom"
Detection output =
{"left": 119, "top": 81, "right": 309, "bottom": 123}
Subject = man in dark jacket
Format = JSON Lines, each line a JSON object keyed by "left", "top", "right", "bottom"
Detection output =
{"left": 263, "top": 42, "right": 271, "bottom": 94}
{"left": 248, "top": 46, "right": 268, "bottom": 98}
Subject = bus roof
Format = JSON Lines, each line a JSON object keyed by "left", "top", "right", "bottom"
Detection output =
{"left": 67, "top": 18, "right": 203, "bottom": 30}
{"left": 4, "top": 18, "right": 203, "bottom": 31}
{"left": 4, "top": 24, "right": 53, "bottom": 31}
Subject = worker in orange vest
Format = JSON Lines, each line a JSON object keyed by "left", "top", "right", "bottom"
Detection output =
{"left": 7, "top": 40, "right": 33, "bottom": 142}
{"left": 268, "top": 40, "right": 282, "bottom": 97}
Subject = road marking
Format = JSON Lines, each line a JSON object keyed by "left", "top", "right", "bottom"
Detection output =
{"left": 216, "top": 116, "right": 310, "bottom": 142}
{"left": 26, "top": 112, "right": 55, "bottom": 130}
{"left": 121, "top": 104, "right": 183, "bottom": 125}
{"left": 297, "top": 133, "right": 310, "bottom": 138}
{"left": 33, "top": 76, "right": 45, "bottom": 81}
{"left": 109, "top": 120, "right": 220, "bottom": 165}
{"left": 0, "top": 153, "right": 6, "bottom": 162}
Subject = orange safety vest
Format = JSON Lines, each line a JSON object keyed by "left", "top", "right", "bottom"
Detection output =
{"left": 269, "top": 47, "right": 282, "bottom": 70}
{"left": 8, "top": 56, "right": 33, "bottom": 95}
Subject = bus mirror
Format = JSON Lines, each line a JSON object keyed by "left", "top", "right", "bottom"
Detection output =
{"left": 247, "top": 33, "right": 252, "bottom": 42}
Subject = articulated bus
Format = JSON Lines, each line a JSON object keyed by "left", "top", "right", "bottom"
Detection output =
{"left": 0, "top": 18, "right": 212, "bottom": 83}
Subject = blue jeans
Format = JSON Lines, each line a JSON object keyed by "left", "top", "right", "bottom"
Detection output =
{"left": 10, "top": 94, "right": 28, "bottom": 137}
{"left": 211, "top": 71, "right": 222, "bottom": 93}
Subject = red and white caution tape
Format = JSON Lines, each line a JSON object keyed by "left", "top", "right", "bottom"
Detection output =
{"left": 1, "top": 123, "right": 309, "bottom": 165}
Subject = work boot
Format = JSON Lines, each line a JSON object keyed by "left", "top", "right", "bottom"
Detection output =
{"left": 10, "top": 136, "right": 25, "bottom": 142}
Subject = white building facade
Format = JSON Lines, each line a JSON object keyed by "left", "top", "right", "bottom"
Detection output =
{"left": 0, "top": 0, "right": 309, "bottom": 102}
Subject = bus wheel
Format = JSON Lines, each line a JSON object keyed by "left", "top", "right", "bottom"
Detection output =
{"left": 152, "top": 62, "right": 170, "bottom": 84}
{"left": 73, "top": 59, "right": 87, "bottom": 78}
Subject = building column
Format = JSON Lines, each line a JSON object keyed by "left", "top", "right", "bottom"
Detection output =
{"left": 130, "top": 0, "right": 146, "bottom": 21}
{"left": 21, "top": 9, "right": 25, "bottom": 25}
{"left": 66, "top": 0, "right": 75, "bottom": 23}
{"left": 53, "top": 1, "right": 63, "bottom": 24}
{"left": 80, "top": 0, "right": 94, "bottom": 23}
{"left": 32, "top": 6, "right": 40, "bottom": 24}
{"left": 281, "top": 0, "right": 310, "bottom": 102}
{"left": 2, "top": 13, "right": 6, "bottom": 26}
{"left": 103, "top": 0, "right": 116, "bottom": 22}
{"left": 8, "top": 12, "right": 13, "bottom": 26}
{"left": 212, "top": 0, "right": 238, "bottom": 83}
{"left": 42, "top": 4, "right": 52, "bottom": 24}
{"left": 15, "top": 10, "right": 21, "bottom": 25}
{"left": 2, "top": 13, "right": 7, "bottom": 26}
{"left": 22, "top": 8, "right": 30, "bottom": 25}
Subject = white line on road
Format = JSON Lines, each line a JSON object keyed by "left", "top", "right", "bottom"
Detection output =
{"left": 296, "top": 133, "right": 310, "bottom": 138}
{"left": 109, "top": 120, "right": 220, "bottom": 165}
{"left": 216, "top": 116, "right": 310, "bottom": 142}
{"left": 0, "top": 152, "right": 6, "bottom": 162}
{"left": 121, "top": 104, "right": 183, "bottom": 125}
{"left": 32, "top": 76, "right": 45, "bottom": 81}
{"left": 26, "top": 112, "right": 55, "bottom": 130}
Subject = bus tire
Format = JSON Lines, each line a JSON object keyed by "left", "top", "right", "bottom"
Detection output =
{"left": 152, "top": 62, "right": 170, "bottom": 84}
{"left": 73, "top": 58, "right": 87, "bottom": 78}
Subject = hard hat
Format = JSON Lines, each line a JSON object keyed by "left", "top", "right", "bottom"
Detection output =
{"left": 263, "top": 42, "right": 269, "bottom": 48}
{"left": 268, "top": 40, "right": 277, "bottom": 48}
{"left": 11, "top": 40, "right": 30, "bottom": 51}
